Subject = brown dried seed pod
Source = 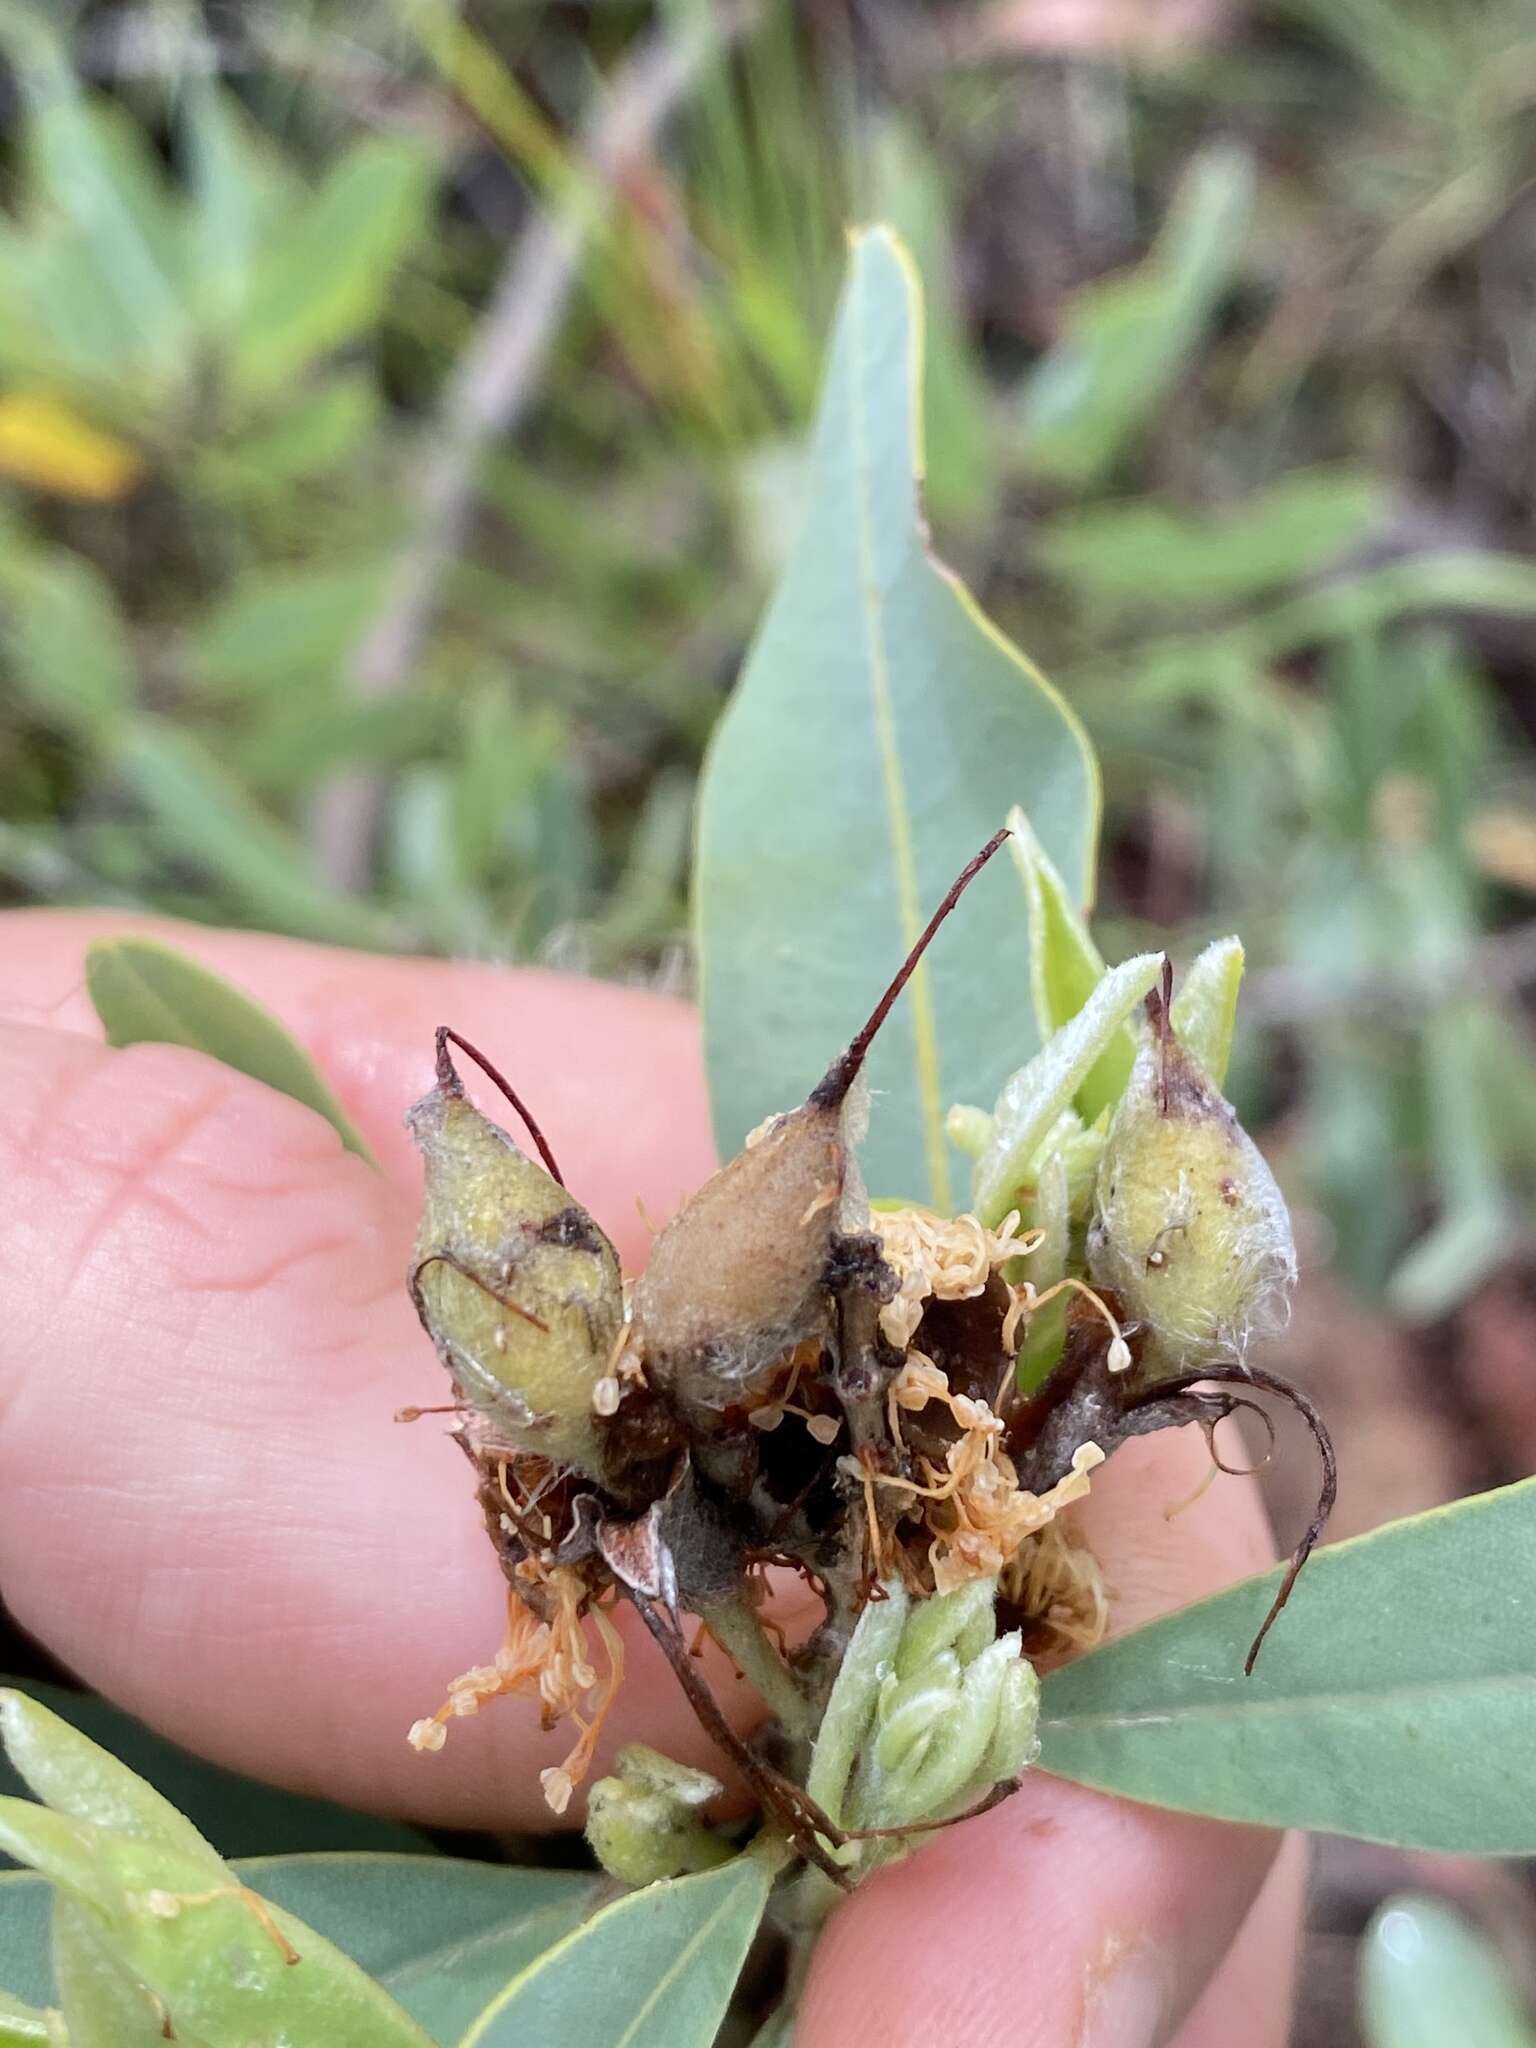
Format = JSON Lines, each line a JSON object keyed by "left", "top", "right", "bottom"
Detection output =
{"left": 633, "top": 830, "right": 1011, "bottom": 1421}
{"left": 408, "top": 1031, "right": 623, "bottom": 1481}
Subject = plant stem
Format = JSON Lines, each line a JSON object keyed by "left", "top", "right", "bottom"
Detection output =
{"left": 702, "top": 1595, "right": 815, "bottom": 1739}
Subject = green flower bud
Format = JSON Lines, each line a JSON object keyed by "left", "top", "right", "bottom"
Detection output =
{"left": 1087, "top": 990, "right": 1295, "bottom": 1377}
{"left": 981, "top": 1658, "right": 1041, "bottom": 1784}
{"left": 407, "top": 1043, "right": 622, "bottom": 1480}
{"left": 585, "top": 1746, "right": 732, "bottom": 1887}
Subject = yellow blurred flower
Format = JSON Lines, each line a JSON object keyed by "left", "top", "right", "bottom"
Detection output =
{"left": 0, "top": 391, "right": 142, "bottom": 502}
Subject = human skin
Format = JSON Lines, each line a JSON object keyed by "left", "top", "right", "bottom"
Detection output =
{"left": 0, "top": 912, "right": 1299, "bottom": 2048}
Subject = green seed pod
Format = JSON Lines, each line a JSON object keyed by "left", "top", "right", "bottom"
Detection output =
{"left": 407, "top": 1032, "right": 622, "bottom": 1480}
{"left": 1087, "top": 984, "right": 1296, "bottom": 1377}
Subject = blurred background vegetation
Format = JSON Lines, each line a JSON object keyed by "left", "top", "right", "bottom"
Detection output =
{"left": 1, "top": 1, "right": 1534, "bottom": 2035}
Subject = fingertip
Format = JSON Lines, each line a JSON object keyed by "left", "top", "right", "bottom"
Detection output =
{"left": 0, "top": 912, "right": 718, "bottom": 1268}
{"left": 797, "top": 1776, "right": 1279, "bottom": 2048}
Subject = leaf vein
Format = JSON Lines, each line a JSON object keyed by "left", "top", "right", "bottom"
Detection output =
{"left": 848, "top": 243, "right": 949, "bottom": 1210}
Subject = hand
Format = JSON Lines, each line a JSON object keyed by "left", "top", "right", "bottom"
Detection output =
{"left": 0, "top": 913, "right": 1300, "bottom": 2048}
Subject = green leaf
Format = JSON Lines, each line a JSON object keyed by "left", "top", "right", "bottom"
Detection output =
{"left": 180, "top": 81, "right": 293, "bottom": 331}
{"left": 2, "top": 1856, "right": 606, "bottom": 2039}
{"left": 1034, "top": 467, "right": 1384, "bottom": 615}
{"left": 0, "top": 1804, "right": 434, "bottom": 2048}
{"left": 458, "top": 1854, "right": 773, "bottom": 2048}
{"left": 1169, "top": 936, "right": 1244, "bottom": 1089}
{"left": 54, "top": 1897, "right": 209, "bottom": 2048}
{"left": 25, "top": 94, "right": 189, "bottom": 381}
{"left": 1248, "top": 552, "right": 1536, "bottom": 662}
{"left": 1388, "top": 1001, "right": 1513, "bottom": 1322}
{"left": 1360, "top": 1895, "right": 1536, "bottom": 2048}
{"left": 0, "top": 1984, "right": 54, "bottom": 2045}
{"left": 972, "top": 952, "right": 1163, "bottom": 1226}
{"left": 194, "top": 375, "right": 378, "bottom": 501}
{"left": 241, "top": 1854, "right": 602, "bottom": 2041}
{"left": 1038, "top": 1478, "right": 1536, "bottom": 1852}
{"left": 231, "top": 137, "right": 434, "bottom": 398}
{"left": 0, "top": 1683, "right": 424, "bottom": 1864}
{"left": 0, "top": 548, "right": 135, "bottom": 735}
{"left": 187, "top": 560, "right": 383, "bottom": 696}
{"left": 114, "top": 718, "right": 397, "bottom": 948}
{"left": 84, "top": 937, "right": 375, "bottom": 1163}
{"left": 697, "top": 225, "right": 1098, "bottom": 1207}
{"left": 1007, "top": 803, "right": 1130, "bottom": 1122}
{"left": 1019, "top": 145, "right": 1252, "bottom": 487}
{"left": 0, "top": 1695, "right": 223, "bottom": 1881}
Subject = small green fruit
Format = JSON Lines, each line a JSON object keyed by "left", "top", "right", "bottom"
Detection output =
{"left": 407, "top": 1051, "right": 622, "bottom": 1480}
{"left": 1087, "top": 991, "right": 1295, "bottom": 1377}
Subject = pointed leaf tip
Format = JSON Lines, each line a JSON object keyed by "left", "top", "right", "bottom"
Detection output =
{"left": 697, "top": 231, "right": 1098, "bottom": 1206}
{"left": 84, "top": 937, "right": 376, "bottom": 1165}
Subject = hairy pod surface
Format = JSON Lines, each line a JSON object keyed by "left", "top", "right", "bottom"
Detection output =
{"left": 632, "top": 1092, "right": 855, "bottom": 1416}
{"left": 1087, "top": 995, "right": 1296, "bottom": 1377}
{"left": 407, "top": 1072, "right": 622, "bottom": 1479}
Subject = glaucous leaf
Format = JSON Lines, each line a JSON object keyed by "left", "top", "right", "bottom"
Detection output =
{"left": 1359, "top": 1895, "right": 1536, "bottom": 2048}
{"left": 697, "top": 225, "right": 1098, "bottom": 1207}
{"left": 1038, "top": 1478, "right": 1536, "bottom": 1851}
{"left": 971, "top": 952, "right": 1163, "bottom": 1225}
{"left": 0, "top": 1874, "right": 49, "bottom": 2007}
{"left": 457, "top": 1853, "right": 773, "bottom": 2048}
{"left": 84, "top": 938, "right": 375, "bottom": 1163}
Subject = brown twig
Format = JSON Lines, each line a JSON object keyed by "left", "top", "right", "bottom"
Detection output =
{"left": 626, "top": 1587, "right": 855, "bottom": 1890}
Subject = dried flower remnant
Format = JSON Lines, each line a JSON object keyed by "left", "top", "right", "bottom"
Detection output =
{"left": 407, "top": 1564, "right": 626, "bottom": 1814}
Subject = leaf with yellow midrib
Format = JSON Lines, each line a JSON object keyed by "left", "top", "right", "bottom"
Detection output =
{"left": 696, "top": 225, "right": 1099, "bottom": 1205}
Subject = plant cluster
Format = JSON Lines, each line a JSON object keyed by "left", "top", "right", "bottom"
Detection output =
{"left": 401, "top": 815, "right": 1328, "bottom": 1901}
{"left": 0, "top": 205, "right": 1531, "bottom": 2048}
